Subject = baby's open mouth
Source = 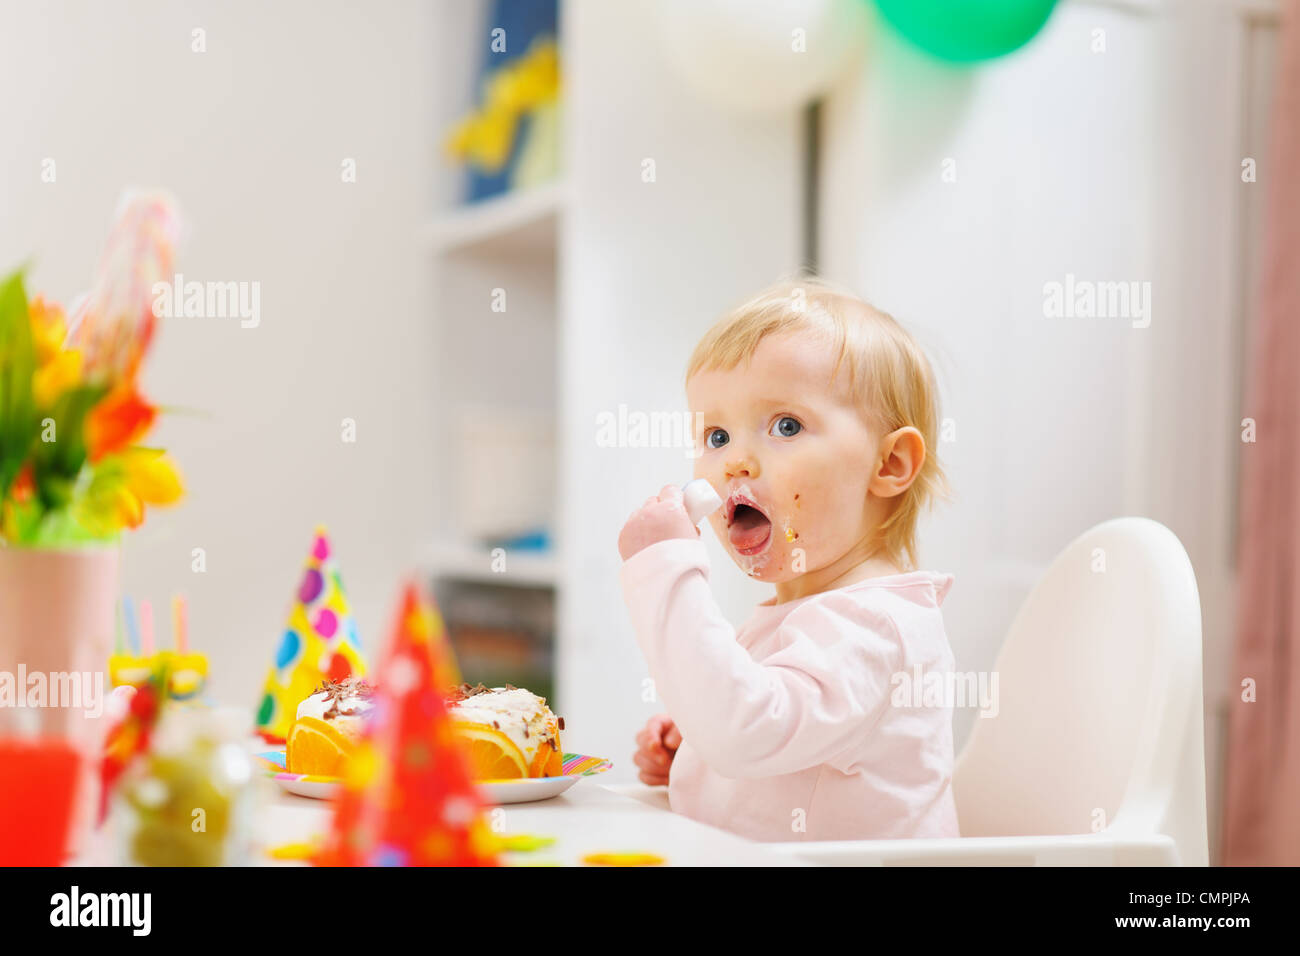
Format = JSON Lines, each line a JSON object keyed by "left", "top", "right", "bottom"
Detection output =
{"left": 726, "top": 494, "right": 772, "bottom": 556}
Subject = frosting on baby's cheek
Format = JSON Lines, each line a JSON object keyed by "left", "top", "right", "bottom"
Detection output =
{"left": 753, "top": 497, "right": 802, "bottom": 579}
{"left": 781, "top": 492, "right": 802, "bottom": 544}
{"left": 778, "top": 493, "right": 810, "bottom": 577}
{"left": 737, "top": 547, "right": 772, "bottom": 578}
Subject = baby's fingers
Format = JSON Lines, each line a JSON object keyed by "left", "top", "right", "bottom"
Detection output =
{"left": 633, "top": 737, "right": 663, "bottom": 767}
{"left": 645, "top": 715, "right": 673, "bottom": 750}
{"left": 663, "top": 724, "right": 682, "bottom": 751}
{"left": 633, "top": 748, "right": 670, "bottom": 774}
{"left": 658, "top": 485, "right": 684, "bottom": 507}
{"left": 646, "top": 712, "right": 673, "bottom": 734}
{"left": 638, "top": 767, "right": 670, "bottom": 786}
{"left": 634, "top": 726, "right": 655, "bottom": 752}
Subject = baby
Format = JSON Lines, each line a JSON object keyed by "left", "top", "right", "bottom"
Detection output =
{"left": 617, "top": 276, "right": 960, "bottom": 842}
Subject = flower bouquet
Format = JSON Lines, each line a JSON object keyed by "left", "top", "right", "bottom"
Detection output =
{"left": 0, "top": 192, "right": 184, "bottom": 863}
{"left": 0, "top": 193, "right": 183, "bottom": 545}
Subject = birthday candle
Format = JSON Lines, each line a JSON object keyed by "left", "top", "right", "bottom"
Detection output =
{"left": 123, "top": 596, "right": 140, "bottom": 656}
{"left": 140, "top": 599, "right": 154, "bottom": 656}
{"left": 173, "top": 595, "right": 188, "bottom": 653}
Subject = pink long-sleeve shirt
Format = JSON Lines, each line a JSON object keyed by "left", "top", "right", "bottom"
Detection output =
{"left": 620, "top": 537, "right": 961, "bottom": 843}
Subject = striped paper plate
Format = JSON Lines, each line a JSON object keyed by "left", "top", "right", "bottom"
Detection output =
{"left": 257, "top": 750, "right": 612, "bottom": 804}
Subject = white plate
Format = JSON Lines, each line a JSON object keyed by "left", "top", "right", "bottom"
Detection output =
{"left": 260, "top": 751, "right": 612, "bottom": 805}
{"left": 277, "top": 776, "right": 341, "bottom": 800}
{"left": 479, "top": 774, "right": 584, "bottom": 805}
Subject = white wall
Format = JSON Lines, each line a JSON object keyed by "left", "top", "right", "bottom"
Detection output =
{"left": 0, "top": 0, "right": 440, "bottom": 701}
{"left": 822, "top": 0, "right": 1162, "bottom": 753}
{"left": 557, "top": 0, "right": 1273, "bottom": 815}
{"left": 820, "top": 0, "right": 1278, "bottom": 862}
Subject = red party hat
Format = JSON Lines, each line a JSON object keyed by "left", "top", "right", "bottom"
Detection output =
{"left": 315, "top": 580, "right": 497, "bottom": 866}
{"left": 418, "top": 581, "right": 462, "bottom": 694}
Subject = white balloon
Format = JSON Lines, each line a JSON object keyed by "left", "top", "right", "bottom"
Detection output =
{"left": 659, "top": 0, "right": 869, "bottom": 113}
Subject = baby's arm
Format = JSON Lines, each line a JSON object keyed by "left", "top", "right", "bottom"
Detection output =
{"left": 620, "top": 536, "right": 901, "bottom": 779}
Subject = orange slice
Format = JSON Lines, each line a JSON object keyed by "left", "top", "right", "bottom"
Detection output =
{"left": 454, "top": 722, "right": 528, "bottom": 780}
{"left": 528, "top": 737, "right": 564, "bottom": 777}
{"left": 285, "top": 716, "right": 356, "bottom": 776}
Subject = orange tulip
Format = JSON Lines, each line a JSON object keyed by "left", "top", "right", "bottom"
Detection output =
{"left": 10, "top": 466, "right": 34, "bottom": 502}
{"left": 85, "top": 386, "right": 156, "bottom": 462}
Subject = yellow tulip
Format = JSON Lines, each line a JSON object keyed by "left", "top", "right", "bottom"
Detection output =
{"left": 122, "top": 449, "right": 184, "bottom": 505}
{"left": 29, "top": 296, "right": 69, "bottom": 365}
{"left": 32, "top": 349, "right": 83, "bottom": 407}
{"left": 81, "top": 481, "right": 142, "bottom": 534}
{"left": 74, "top": 449, "right": 182, "bottom": 536}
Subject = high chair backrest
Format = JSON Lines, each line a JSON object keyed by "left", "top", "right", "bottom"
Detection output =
{"left": 952, "top": 517, "right": 1207, "bottom": 865}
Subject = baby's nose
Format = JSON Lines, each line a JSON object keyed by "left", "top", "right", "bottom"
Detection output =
{"left": 725, "top": 455, "right": 759, "bottom": 479}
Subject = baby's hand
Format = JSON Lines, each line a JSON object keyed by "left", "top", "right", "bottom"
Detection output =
{"left": 618, "top": 485, "right": 699, "bottom": 560}
{"left": 633, "top": 713, "right": 682, "bottom": 786}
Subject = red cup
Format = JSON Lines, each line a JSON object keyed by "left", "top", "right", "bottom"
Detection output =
{"left": 0, "top": 738, "right": 82, "bottom": 865}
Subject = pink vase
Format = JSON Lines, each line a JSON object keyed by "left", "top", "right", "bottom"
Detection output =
{"left": 0, "top": 545, "right": 119, "bottom": 862}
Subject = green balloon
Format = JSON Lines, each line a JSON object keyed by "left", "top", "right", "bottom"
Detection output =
{"left": 873, "top": 0, "right": 1058, "bottom": 63}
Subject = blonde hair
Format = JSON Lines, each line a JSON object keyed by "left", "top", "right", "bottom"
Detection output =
{"left": 685, "top": 275, "right": 951, "bottom": 571}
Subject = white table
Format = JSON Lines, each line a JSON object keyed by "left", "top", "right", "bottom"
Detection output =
{"left": 259, "top": 779, "right": 808, "bottom": 866}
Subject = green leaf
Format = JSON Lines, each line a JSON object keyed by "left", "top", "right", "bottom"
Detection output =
{"left": 18, "top": 500, "right": 115, "bottom": 547}
{"left": 0, "top": 269, "right": 38, "bottom": 503}
{"left": 31, "top": 382, "right": 108, "bottom": 508}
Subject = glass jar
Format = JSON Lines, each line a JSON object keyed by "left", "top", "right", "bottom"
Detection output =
{"left": 112, "top": 705, "right": 255, "bottom": 866}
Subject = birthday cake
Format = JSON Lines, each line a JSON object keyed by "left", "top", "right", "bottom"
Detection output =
{"left": 285, "top": 678, "right": 374, "bottom": 775}
{"left": 447, "top": 683, "right": 563, "bottom": 780}
{"left": 283, "top": 679, "right": 563, "bottom": 779}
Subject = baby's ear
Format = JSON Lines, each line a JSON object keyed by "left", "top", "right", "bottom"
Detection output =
{"left": 869, "top": 427, "right": 926, "bottom": 499}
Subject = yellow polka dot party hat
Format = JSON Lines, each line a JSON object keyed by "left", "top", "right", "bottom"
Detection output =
{"left": 256, "top": 526, "right": 368, "bottom": 743}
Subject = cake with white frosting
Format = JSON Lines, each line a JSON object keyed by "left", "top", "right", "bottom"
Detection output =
{"left": 285, "top": 678, "right": 564, "bottom": 779}
{"left": 447, "top": 682, "right": 564, "bottom": 778}
{"left": 296, "top": 677, "right": 375, "bottom": 740}
{"left": 284, "top": 677, "right": 375, "bottom": 774}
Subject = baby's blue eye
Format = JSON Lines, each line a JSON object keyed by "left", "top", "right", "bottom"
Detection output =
{"left": 770, "top": 416, "right": 802, "bottom": 438}
{"left": 706, "top": 428, "right": 729, "bottom": 449}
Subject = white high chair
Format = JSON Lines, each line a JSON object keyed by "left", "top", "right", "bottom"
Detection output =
{"left": 609, "top": 517, "right": 1209, "bottom": 866}
{"left": 765, "top": 516, "right": 1209, "bottom": 866}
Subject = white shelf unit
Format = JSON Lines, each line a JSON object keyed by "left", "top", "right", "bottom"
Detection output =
{"left": 421, "top": 180, "right": 567, "bottom": 259}
{"left": 421, "top": 540, "right": 560, "bottom": 589}
{"left": 422, "top": 181, "right": 564, "bottom": 700}
{"left": 422, "top": 181, "right": 564, "bottom": 585}
{"left": 424, "top": 2, "right": 566, "bottom": 706}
